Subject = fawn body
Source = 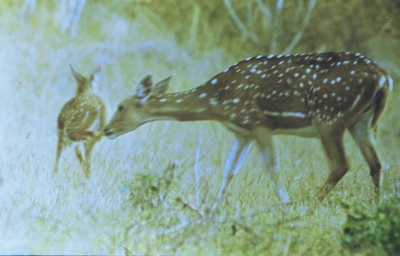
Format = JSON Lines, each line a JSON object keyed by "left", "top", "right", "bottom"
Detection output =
{"left": 54, "top": 65, "right": 107, "bottom": 178}
{"left": 104, "top": 52, "right": 392, "bottom": 210}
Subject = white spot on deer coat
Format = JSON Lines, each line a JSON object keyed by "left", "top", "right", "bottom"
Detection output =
{"left": 209, "top": 98, "right": 218, "bottom": 105}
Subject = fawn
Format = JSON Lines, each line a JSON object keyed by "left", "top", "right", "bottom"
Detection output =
{"left": 54, "top": 65, "right": 107, "bottom": 178}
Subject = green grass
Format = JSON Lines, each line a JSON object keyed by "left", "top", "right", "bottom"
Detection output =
{"left": 0, "top": 1, "right": 399, "bottom": 255}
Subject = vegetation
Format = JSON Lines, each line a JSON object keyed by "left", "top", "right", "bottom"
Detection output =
{"left": 0, "top": 0, "right": 399, "bottom": 254}
{"left": 121, "top": 0, "right": 400, "bottom": 56}
{"left": 342, "top": 195, "right": 400, "bottom": 255}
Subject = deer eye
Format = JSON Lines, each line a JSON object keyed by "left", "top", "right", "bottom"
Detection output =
{"left": 118, "top": 105, "right": 124, "bottom": 111}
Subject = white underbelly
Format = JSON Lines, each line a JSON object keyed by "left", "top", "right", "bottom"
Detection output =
{"left": 273, "top": 125, "right": 318, "bottom": 138}
{"left": 223, "top": 121, "right": 319, "bottom": 138}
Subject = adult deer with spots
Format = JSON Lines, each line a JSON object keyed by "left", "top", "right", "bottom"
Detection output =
{"left": 54, "top": 65, "right": 108, "bottom": 178}
{"left": 104, "top": 52, "right": 392, "bottom": 211}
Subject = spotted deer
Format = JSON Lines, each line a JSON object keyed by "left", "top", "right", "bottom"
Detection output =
{"left": 54, "top": 65, "right": 108, "bottom": 178}
{"left": 104, "top": 52, "right": 392, "bottom": 211}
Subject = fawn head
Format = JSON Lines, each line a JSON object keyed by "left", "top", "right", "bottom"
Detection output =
{"left": 70, "top": 64, "right": 100, "bottom": 95}
{"left": 104, "top": 74, "right": 172, "bottom": 139}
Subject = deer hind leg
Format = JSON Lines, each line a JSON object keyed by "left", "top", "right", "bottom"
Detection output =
{"left": 211, "top": 136, "right": 253, "bottom": 213}
{"left": 317, "top": 124, "right": 348, "bottom": 201}
{"left": 54, "top": 139, "right": 64, "bottom": 174}
{"left": 82, "top": 139, "right": 97, "bottom": 178}
{"left": 69, "top": 128, "right": 99, "bottom": 178}
{"left": 74, "top": 144, "right": 85, "bottom": 168}
{"left": 253, "top": 126, "right": 290, "bottom": 204}
{"left": 349, "top": 107, "right": 382, "bottom": 197}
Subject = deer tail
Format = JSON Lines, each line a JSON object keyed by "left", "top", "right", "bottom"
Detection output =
{"left": 371, "top": 75, "right": 393, "bottom": 131}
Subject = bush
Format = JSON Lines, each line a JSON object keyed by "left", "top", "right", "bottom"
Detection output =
{"left": 120, "top": 162, "right": 178, "bottom": 212}
{"left": 341, "top": 195, "right": 400, "bottom": 255}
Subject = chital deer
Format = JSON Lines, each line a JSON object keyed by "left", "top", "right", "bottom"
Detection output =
{"left": 54, "top": 65, "right": 108, "bottom": 178}
{"left": 104, "top": 52, "right": 392, "bottom": 211}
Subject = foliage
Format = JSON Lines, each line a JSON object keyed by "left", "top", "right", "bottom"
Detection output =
{"left": 120, "top": 162, "right": 177, "bottom": 211}
{"left": 121, "top": 173, "right": 163, "bottom": 209}
{"left": 119, "top": 0, "right": 400, "bottom": 57}
{"left": 341, "top": 196, "right": 400, "bottom": 255}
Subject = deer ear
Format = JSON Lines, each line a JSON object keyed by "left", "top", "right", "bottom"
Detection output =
{"left": 153, "top": 75, "right": 172, "bottom": 95}
{"left": 69, "top": 64, "right": 85, "bottom": 84}
{"left": 136, "top": 74, "right": 153, "bottom": 98}
{"left": 91, "top": 67, "right": 101, "bottom": 84}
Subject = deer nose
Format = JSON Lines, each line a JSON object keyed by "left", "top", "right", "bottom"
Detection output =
{"left": 103, "top": 127, "right": 113, "bottom": 137}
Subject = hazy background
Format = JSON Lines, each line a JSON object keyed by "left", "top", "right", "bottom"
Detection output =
{"left": 0, "top": 0, "right": 399, "bottom": 254}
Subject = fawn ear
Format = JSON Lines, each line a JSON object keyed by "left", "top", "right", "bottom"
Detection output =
{"left": 69, "top": 64, "right": 85, "bottom": 84}
{"left": 91, "top": 67, "right": 101, "bottom": 84}
{"left": 136, "top": 74, "right": 153, "bottom": 98}
{"left": 153, "top": 75, "right": 172, "bottom": 95}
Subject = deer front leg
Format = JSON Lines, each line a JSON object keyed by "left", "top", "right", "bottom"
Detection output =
{"left": 68, "top": 128, "right": 96, "bottom": 141}
{"left": 211, "top": 136, "right": 253, "bottom": 214}
{"left": 253, "top": 126, "right": 290, "bottom": 204}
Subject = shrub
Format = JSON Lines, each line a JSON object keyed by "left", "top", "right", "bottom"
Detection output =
{"left": 341, "top": 195, "right": 400, "bottom": 255}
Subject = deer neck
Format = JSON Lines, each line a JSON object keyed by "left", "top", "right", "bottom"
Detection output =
{"left": 146, "top": 88, "right": 219, "bottom": 122}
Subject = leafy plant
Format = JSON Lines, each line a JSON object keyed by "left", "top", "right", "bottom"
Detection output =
{"left": 341, "top": 195, "right": 400, "bottom": 255}
{"left": 121, "top": 173, "right": 163, "bottom": 209}
{"left": 120, "top": 162, "right": 177, "bottom": 211}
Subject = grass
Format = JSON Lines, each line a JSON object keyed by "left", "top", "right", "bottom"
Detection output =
{"left": 1, "top": 1, "right": 399, "bottom": 255}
